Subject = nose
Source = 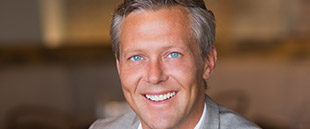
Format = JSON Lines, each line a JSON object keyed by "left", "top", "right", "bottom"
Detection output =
{"left": 146, "top": 59, "right": 168, "bottom": 84}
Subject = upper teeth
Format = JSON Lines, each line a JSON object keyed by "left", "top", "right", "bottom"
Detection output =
{"left": 145, "top": 92, "right": 176, "bottom": 102}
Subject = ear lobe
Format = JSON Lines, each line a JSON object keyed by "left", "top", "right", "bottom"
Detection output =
{"left": 203, "top": 45, "right": 217, "bottom": 79}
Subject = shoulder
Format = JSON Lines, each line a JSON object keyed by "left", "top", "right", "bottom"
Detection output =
{"left": 89, "top": 111, "right": 140, "bottom": 129}
{"left": 204, "top": 95, "right": 261, "bottom": 129}
{"left": 218, "top": 105, "right": 261, "bottom": 129}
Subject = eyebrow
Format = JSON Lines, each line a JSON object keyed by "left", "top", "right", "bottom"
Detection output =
{"left": 122, "top": 48, "right": 143, "bottom": 54}
{"left": 121, "top": 43, "right": 188, "bottom": 56}
{"left": 121, "top": 49, "right": 143, "bottom": 58}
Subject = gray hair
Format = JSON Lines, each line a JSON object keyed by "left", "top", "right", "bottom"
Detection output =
{"left": 110, "top": 0, "right": 215, "bottom": 59}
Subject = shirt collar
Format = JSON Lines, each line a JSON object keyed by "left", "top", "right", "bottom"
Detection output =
{"left": 194, "top": 102, "right": 207, "bottom": 129}
{"left": 138, "top": 102, "right": 206, "bottom": 129}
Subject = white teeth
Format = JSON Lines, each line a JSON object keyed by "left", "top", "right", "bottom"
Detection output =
{"left": 145, "top": 92, "right": 176, "bottom": 102}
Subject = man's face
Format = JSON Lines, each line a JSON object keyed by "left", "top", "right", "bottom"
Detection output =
{"left": 117, "top": 6, "right": 214, "bottom": 129}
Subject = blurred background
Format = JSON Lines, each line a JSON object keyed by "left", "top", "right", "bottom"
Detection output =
{"left": 0, "top": 0, "right": 309, "bottom": 129}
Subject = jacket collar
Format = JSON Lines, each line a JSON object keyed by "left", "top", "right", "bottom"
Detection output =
{"left": 201, "top": 95, "right": 220, "bottom": 129}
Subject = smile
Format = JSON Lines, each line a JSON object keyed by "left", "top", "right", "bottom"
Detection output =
{"left": 144, "top": 91, "right": 176, "bottom": 102}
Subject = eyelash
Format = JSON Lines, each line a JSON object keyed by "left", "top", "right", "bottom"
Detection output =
{"left": 128, "top": 52, "right": 181, "bottom": 62}
{"left": 129, "top": 55, "right": 143, "bottom": 61}
{"left": 168, "top": 52, "right": 181, "bottom": 58}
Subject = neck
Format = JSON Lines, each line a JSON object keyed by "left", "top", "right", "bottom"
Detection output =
{"left": 175, "top": 95, "right": 205, "bottom": 129}
{"left": 141, "top": 95, "right": 205, "bottom": 129}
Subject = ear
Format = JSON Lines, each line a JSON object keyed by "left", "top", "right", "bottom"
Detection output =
{"left": 203, "top": 45, "right": 217, "bottom": 79}
{"left": 116, "top": 54, "right": 121, "bottom": 75}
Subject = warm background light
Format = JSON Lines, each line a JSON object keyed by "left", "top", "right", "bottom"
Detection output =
{"left": 39, "top": 0, "right": 65, "bottom": 48}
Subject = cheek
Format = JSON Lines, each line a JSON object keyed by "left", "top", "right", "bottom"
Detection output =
{"left": 165, "top": 61, "right": 201, "bottom": 87}
{"left": 119, "top": 64, "right": 144, "bottom": 92}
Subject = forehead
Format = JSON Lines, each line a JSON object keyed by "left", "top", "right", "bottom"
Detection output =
{"left": 120, "top": 6, "right": 194, "bottom": 48}
{"left": 125, "top": 5, "right": 191, "bottom": 23}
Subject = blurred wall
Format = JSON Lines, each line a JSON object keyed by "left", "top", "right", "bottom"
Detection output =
{"left": 0, "top": 0, "right": 42, "bottom": 45}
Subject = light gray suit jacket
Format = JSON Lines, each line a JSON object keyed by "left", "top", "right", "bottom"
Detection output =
{"left": 90, "top": 95, "right": 261, "bottom": 129}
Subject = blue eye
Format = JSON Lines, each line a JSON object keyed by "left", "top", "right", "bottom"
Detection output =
{"left": 130, "top": 55, "right": 143, "bottom": 61}
{"left": 168, "top": 52, "right": 180, "bottom": 58}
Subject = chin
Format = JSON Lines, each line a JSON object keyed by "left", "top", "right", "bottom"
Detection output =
{"left": 143, "top": 121, "right": 175, "bottom": 129}
{"left": 141, "top": 114, "right": 181, "bottom": 129}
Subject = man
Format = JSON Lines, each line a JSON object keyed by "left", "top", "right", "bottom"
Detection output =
{"left": 90, "top": 0, "right": 260, "bottom": 129}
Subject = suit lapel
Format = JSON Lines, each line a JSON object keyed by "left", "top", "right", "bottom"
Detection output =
{"left": 130, "top": 114, "right": 140, "bottom": 129}
{"left": 126, "top": 111, "right": 140, "bottom": 129}
{"left": 200, "top": 95, "right": 220, "bottom": 129}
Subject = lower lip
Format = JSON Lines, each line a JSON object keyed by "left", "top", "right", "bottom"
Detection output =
{"left": 144, "top": 92, "right": 177, "bottom": 104}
